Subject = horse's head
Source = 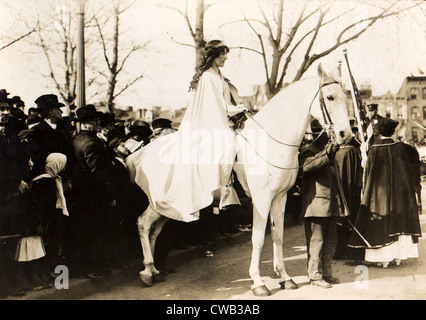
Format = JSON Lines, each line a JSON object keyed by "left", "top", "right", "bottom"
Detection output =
{"left": 311, "top": 63, "right": 352, "bottom": 145}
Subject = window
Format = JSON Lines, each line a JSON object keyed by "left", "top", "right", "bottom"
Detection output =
{"left": 411, "top": 106, "right": 418, "bottom": 119}
{"left": 424, "top": 106, "right": 426, "bottom": 119}
{"left": 423, "top": 88, "right": 426, "bottom": 99}
{"left": 410, "top": 88, "right": 418, "bottom": 100}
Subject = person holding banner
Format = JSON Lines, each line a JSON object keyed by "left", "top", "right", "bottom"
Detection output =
{"left": 300, "top": 120, "right": 342, "bottom": 288}
{"left": 348, "top": 117, "right": 422, "bottom": 267}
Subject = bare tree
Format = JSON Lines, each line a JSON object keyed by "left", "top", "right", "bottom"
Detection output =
{"left": 93, "top": 0, "right": 150, "bottom": 112}
{"left": 28, "top": 1, "right": 102, "bottom": 108}
{"left": 232, "top": 0, "right": 422, "bottom": 98}
{"left": 159, "top": 0, "right": 220, "bottom": 66}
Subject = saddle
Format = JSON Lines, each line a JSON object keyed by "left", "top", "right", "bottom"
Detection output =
{"left": 229, "top": 112, "right": 248, "bottom": 130}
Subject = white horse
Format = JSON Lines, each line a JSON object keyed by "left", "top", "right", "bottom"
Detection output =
{"left": 128, "top": 63, "right": 352, "bottom": 295}
{"left": 232, "top": 63, "right": 351, "bottom": 296}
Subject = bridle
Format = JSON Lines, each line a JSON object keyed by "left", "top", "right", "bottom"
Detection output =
{"left": 238, "top": 80, "right": 341, "bottom": 170}
{"left": 318, "top": 80, "right": 340, "bottom": 144}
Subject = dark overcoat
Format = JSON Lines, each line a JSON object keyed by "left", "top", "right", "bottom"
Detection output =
{"left": 72, "top": 130, "right": 114, "bottom": 209}
{"left": 21, "top": 120, "right": 73, "bottom": 178}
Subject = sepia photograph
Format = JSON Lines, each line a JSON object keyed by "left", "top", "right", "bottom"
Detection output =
{"left": 0, "top": 0, "right": 425, "bottom": 307}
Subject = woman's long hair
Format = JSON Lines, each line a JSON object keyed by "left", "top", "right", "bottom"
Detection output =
{"left": 188, "top": 40, "right": 229, "bottom": 92}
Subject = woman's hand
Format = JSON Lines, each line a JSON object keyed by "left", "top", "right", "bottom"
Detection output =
{"left": 236, "top": 104, "right": 248, "bottom": 112}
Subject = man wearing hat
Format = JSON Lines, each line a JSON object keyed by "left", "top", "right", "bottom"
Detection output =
{"left": 72, "top": 104, "right": 116, "bottom": 279}
{"left": 0, "top": 89, "right": 10, "bottom": 103}
{"left": 124, "top": 119, "right": 152, "bottom": 153}
{"left": 22, "top": 94, "right": 73, "bottom": 179}
{"left": 366, "top": 103, "right": 383, "bottom": 149}
{"left": 151, "top": 117, "right": 176, "bottom": 140}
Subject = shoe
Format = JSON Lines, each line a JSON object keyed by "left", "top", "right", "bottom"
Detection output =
{"left": 204, "top": 250, "right": 214, "bottom": 258}
{"left": 323, "top": 276, "right": 340, "bottom": 284}
{"left": 310, "top": 279, "right": 331, "bottom": 288}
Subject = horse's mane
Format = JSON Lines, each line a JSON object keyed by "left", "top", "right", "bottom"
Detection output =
{"left": 254, "top": 77, "right": 318, "bottom": 118}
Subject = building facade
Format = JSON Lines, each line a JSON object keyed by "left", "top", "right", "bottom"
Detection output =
{"left": 396, "top": 76, "right": 426, "bottom": 144}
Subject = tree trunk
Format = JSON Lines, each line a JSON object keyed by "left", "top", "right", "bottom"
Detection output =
{"left": 194, "top": 0, "right": 205, "bottom": 66}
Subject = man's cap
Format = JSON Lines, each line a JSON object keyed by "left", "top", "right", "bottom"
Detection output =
{"left": 377, "top": 117, "right": 399, "bottom": 137}
{"left": 367, "top": 103, "right": 378, "bottom": 111}
{"left": 34, "top": 94, "right": 65, "bottom": 111}
{"left": 310, "top": 119, "right": 323, "bottom": 133}
{"left": 152, "top": 118, "right": 172, "bottom": 130}
{"left": 76, "top": 104, "right": 102, "bottom": 122}
{"left": 130, "top": 119, "right": 153, "bottom": 136}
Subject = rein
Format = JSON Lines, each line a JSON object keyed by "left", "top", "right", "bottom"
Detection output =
{"left": 237, "top": 81, "right": 340, "bottom": 170}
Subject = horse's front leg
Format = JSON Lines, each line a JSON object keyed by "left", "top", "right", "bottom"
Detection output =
{"left": 249, "top": 205, "right": 270, "bottom": 296}
{"left": 270, "top": 192, "right": 298, "bottom": 290}
{"left": 136, "top": 205, "right": 162, "bottom": 287}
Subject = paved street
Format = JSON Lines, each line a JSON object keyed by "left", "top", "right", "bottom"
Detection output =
{"left": 6, "top": 183, "right": 426, "bottom": 301}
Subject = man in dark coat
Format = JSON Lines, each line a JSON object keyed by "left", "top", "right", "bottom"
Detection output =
{"left": 365, "top": 103, "right": 383, "bottom": 149}
{"left": 0, "top": 100, "right": 30, "bottom": 297}
{"left": 300, "top": 120, "right": 342, "bottom": 288}
{"left": 71, "top": 104, "right": 116, "bottom": 279}
{"left": 0, "top": 101, "right": 29, "bottom": 235}
{"left": 19, "top": 94, "right": 73, "bottom": 180}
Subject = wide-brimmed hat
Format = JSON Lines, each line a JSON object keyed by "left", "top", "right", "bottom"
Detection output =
{"left": 35, "top": 94, "right": 65, "bottom": 111}
{"left": 130, "top": 119, "right": 152, "bottom": 136}
{"left": 0, "top": 89, "right": 10, "bottom": 97}
{"left": 76, "top": 104, "right": 102, "bottom": 122}
{"left": 11, "top": 96, "right": 25, "bottom": 107}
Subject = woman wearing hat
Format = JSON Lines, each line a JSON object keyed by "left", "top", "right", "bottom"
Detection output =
{"left": 348, "top": 117, "right": 422, "bottom": 267}
{"left": 127, "top": 40, "right": 246, "bottom": 222}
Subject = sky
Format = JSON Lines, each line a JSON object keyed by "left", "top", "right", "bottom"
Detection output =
{"left": 0, "top": 0, "right": 424, "bottom": 112}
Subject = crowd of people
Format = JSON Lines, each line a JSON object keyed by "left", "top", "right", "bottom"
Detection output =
{"left": 0, "top": 39, "right": 423, "bottom": 298}
{"left": 0, "top": 89, "right": 251, "bottom": 298}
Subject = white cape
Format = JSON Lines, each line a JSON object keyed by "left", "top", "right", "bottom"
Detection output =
{"left": 126, "top": 69, "right": 237, "bottom": 222}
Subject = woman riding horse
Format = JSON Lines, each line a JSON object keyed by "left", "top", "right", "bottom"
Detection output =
{"left": 126, "top": 40, "right": 247, "bottom": 286}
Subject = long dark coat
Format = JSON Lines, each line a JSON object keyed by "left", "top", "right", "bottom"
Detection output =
{"left": 20, "top": 120, "right": 73, "bottom": 179}
{"left": 0, "top": 133, "right": 28, "bottom": 235}
{"left": 72, "top": 130, "right": 114, "bottom": 209}
{"left": 348, "top": 138, "right": 422, "bottom": 249}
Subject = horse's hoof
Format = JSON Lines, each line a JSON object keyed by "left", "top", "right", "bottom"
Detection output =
{"left": 138, "top": 273, "right": 153, "bottom": 287}
{"left": 153, "top": 273, "right": 166, "bottom": 283}
{"left": 252, "top": 285, "right": 271, "bottom": 297}
{"left": 280, "top": 279, "right": 298, "bottom": 290}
